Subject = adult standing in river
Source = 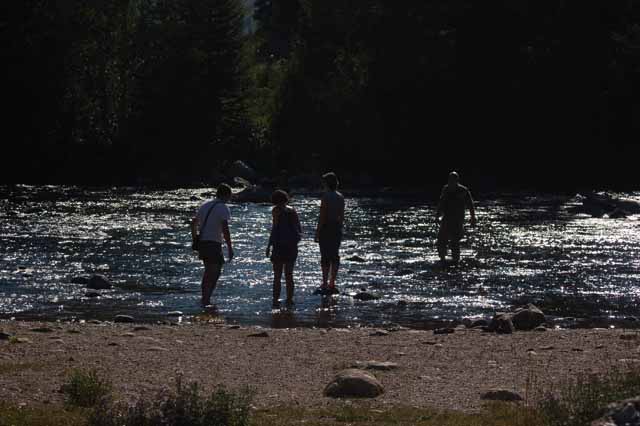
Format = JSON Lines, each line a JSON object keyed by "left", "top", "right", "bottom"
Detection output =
{"left": 435, "top": 171, "right": 476, "bottom": 265}
{"left": 191, "top": 184, "right": 234, "bottom": 307}
{"left": 314, "top": 172, "right": 345, "bottom": 295}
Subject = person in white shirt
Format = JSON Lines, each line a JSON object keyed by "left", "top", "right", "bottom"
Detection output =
{"left": 191, "top": 184, "right": 234, "bottom": 307}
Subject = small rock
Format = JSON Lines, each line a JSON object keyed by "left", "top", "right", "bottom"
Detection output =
{"left": 0, "top": 332, "right": 12, "bottom": 340}
{"left": 108, "top": 342, "right": 118, "bottom": 346}
{"left": 114, "top": 315, "right": 135, "bottom": 323}
{"left": 352, "top": 361, "right": 399, "bottom": 371}
{"left": 540, "top": 345, "right": 555, "bottom": 351}
{"left": 369, "top": 330, "right": 389, "bottom": 337}
{"left": 423, "top": 340, "right": 438, "bottom": 345}
{"left": 434, "top": 328, "right": 455, "bottom": 335}
{"left": 347, "top": 255, "right": 366, "bottom": 263}
{"left": 480, "top": 389, "right": 523, "bottom": 402}
{"left": 620, "top": 333, "right": 639, "bottom": 341}
{"left": 67, "top": 329, "right": 81, "bottom": 334}
{"left": 511, "top": 304, "right": 545, "bottom": 331}
{"left": 534, "top": 326, "right": 547, "bottom": 332}
{"left": 88, "top": 274, "right": 113, "bottom": 290}
{"left": 470, "top": 319, "right": 489, "bottom": 328}
{"left": 71, "top": 276, "right": 90, "bottom": 285}
{"left": 490, "top": 314, "right": 515, "bottom": 334}
{"left": 608, "top": 208, "right": 629, "bottom": 219}
{"left": 85, "top": 291, "right": 100, "bottom": 298}
{"left": 88, "top": 320, "right": 102, "bottom": 325}
{"left": 248, "top": 331, "right": 269, "bottom": 338}
{"left": 13, "top": 337, "right": 31, "bottom": 344}
{"left": 134, "top": 326, "right": 151, "bottom": 331}
{"left": 324, "top": 369, "right": 384, "bottom": 398}
{"left": 121, "top": 332, "right": 135, "bottom": 337}
{"left": 396, "top": 300, "right": 408, "bottom": 307}
{"left": 167, "top": 311, "right": 183, "bottom": 317}
{"left": 29, "top": 327, "right": 54, "bottom": 333}
{"left": 352, "top": 292, "right": 380, "bottom": 301}
{"left": 226, "top": 325, "right": 241, "bottom": 330}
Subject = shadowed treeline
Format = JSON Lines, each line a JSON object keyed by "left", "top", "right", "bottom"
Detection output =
{"left": 3, "top": 1, "right": 639, "bottom": 189}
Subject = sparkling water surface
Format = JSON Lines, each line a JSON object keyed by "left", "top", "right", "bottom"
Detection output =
{"left": 1, "top": 186, "right": 639, "bottom": 328}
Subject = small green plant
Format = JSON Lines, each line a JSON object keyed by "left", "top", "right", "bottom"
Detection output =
{"left": 538, "top": 365, "right": 640, "bottom": 426}
{"left": 60, "top": 368, "right": 112, "bottom": 408}
{"left": 88, "top": 376, "right": 253, "bottom": 426}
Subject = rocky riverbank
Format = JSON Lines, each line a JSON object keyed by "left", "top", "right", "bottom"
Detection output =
{"left": 2, "top": 320, "right": 640, "bottom": 412}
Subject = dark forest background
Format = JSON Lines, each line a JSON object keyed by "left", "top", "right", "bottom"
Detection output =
{"left": 2, "top": 1, "right": 639, "bottom": 190}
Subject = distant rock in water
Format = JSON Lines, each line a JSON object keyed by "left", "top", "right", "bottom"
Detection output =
{"left": 511, "top": 304, "right": 546, "bottom": 331}
{"left": 347, "top": 255, "right": 366, "bottom": 262}
{"left": 569, "top": 192, "right": 640, "bottom": 218}
{"left": 234, "top": 186, "right": 271, "bottom": 203}
{"left": 352, "top": 291, "right": 380, "bottom": 301}
{"left": 87, "top": 274, "right": 112, "bottom": 290}
{"left": 228, "top": 160, "right": 258, "bottom": 182}
{"left": 71, "top": 276, "right": 90, "bottom": 285}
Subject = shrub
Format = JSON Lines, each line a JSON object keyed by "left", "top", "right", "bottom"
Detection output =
{"left": 88, "top": 376, "right": 253, "bottom": 426}
{"left": 60, "top": 368, "right": 112, "bottom": 408}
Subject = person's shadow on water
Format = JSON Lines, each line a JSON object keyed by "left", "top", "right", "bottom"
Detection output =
{"left": 315, "top": 296, "right": 337, "bottom": 328}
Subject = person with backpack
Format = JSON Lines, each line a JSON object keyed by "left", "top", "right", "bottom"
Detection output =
{"left": 266, "top": 190, "right": 302, "bottom": 308}
{"left": 191, "top": 184, "right": 234, "bottom": 307}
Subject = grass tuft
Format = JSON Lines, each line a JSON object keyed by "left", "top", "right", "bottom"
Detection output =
{"left": 60, "top": 368, "right": 112, "bottom": 408}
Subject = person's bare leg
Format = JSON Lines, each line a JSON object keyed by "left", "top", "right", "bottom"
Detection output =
{"left": 284, "top": 262, "right": 295, "bottom": 304}
{"left": 321, "top": 262, "right": 329, "bottom": 288}
{"left": 272, "top": 262, "right": 283, "bottom": 307}
{"left": 329, "top": 260, "right": 339, "bottom": 289}
{"left": 202, "top": 261, "right": 221, "bottom": 307}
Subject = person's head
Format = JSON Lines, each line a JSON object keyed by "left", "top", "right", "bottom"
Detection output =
{"left": 447, "top": 171, "right": 460, "bottom": 186}
{"left": 322, "top": 172, "right": 339, "bottom": 191}
{"left": 216, "top": 183, "right": 232, "bottom": 201}
{"left": 271, "top": 189, "right": 289, "bottom": 206}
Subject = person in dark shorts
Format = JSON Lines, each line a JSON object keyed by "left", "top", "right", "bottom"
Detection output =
{"left": 314, "top": 172, "right": 345, "bottom": 295}
{"left": 191, "top": 184, "right": 234, "bottom": 307}
{"left": 266, "top": 190, "right": 301, "bottom": 308}
{"left": 435, "top": 171, "right": 476, "bottom": 265}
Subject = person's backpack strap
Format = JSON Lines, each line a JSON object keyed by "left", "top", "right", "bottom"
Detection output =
{"left": 199, "top": 201, "right": 220, "bottom": 237}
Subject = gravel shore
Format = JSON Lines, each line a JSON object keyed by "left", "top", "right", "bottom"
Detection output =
{"left": 1, "top": 321, "right": 639, "bottom": 411}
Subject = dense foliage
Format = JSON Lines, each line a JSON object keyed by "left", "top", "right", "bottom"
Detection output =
{"left": 3, "top": 1, "right": 639, "bottom": 188}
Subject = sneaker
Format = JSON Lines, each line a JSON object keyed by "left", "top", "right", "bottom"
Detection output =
{"left": 272, "top": 300, "right": 281, "bottom": 309}
{"left": 328, "top": 287, "right": 340, "bottom": 295}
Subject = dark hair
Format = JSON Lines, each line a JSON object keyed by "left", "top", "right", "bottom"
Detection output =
{"left": 271, "top": 189, "right": 289, "bottom": 205}
{"left": 216, "top": 183, "right": 232, "bottom": 199}
{"left": 322, "top": 172, "right": 339, "bottom": 190}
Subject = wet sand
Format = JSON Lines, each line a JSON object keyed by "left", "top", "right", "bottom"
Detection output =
{"left": 1, "top": 320, "right": 639, "bottom": 411}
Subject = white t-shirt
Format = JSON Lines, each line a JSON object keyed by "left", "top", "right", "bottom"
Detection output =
{"left": 196, "top": 199, "right": 231, "bottom": 243}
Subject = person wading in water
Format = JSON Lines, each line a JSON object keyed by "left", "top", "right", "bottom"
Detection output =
{"left": 191, "top": 184, "right": 234, "bottom": 307}
{"left": 266, "top": 190, "right": 302, "bottom": 308}
{"left": 314, "top": 172, "right": 345, "bottom": 295}
{"left": 435, "top": 171, "right": 476, "bottom": 265}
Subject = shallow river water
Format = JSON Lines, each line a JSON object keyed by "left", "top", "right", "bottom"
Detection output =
{"left": 1, "top": 185, "right": 639, "bottom": 329}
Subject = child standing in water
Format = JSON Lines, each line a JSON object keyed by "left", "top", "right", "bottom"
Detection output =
{"left": 266, "top": 190, "right": 301, "bottom": 308}
{"left": 315, "top": 172, "right": 345, "bottom": 295}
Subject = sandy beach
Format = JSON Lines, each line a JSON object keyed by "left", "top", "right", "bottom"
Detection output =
{"left": 2, "top": 320, "right": 639, "bottom": 412}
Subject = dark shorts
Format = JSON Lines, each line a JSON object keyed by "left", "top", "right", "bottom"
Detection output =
{"left": 319, "top": 223, "right": 342, "bottom": 265}
{"left": 437, "top": 221, "right": 464, "bottom": 244}
{"left": 198, "top": 241, "right": 225, "bottom": 264}
{"left": 270, "top": 244, "right": 298, "bottom": 264}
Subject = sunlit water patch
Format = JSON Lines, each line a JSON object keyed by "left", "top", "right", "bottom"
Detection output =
{"left": 1, "top": 185, "right": 639, "bottom": 328}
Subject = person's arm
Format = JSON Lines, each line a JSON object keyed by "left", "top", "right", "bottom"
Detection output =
{"left": 315, "top": 197, "right": 327, "bottom": 242}
{"left": 222, "top": 220, "right": 234, "bottom": 261}
{"left": 435, "top": 188, "right": 445, "bottom": 223}
{"left": 467, "top": 190, "right": 477, "bottom": 226}
{"left": 190, "top": 217, "right": 199, "bottom": 240}
{"left": 266, "top": 208, "right": 277, "bottom": 257}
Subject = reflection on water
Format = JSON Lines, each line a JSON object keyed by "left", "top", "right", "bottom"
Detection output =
{"left": 1, "top": 185, "right": 639, "bottom": 328}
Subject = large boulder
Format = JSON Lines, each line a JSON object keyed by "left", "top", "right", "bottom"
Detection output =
{"left": 324, "top": 369, "right": 384, "bottom": 398}
{"left": 592, "top": 397, "right": 640, "bottom": 426}
{"left": 511, "top": 304, "right": 546, "bottom": 331}
{"left": 227, "top": 161, "right": 258, "bottom": 182}
{"left": 87, "top": 274, "right": 112, "bottom": 290}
